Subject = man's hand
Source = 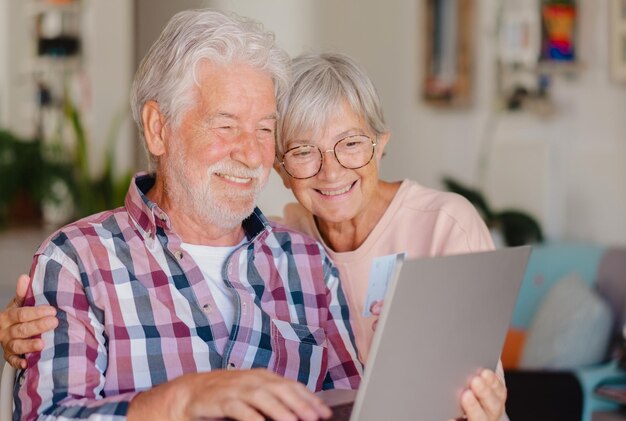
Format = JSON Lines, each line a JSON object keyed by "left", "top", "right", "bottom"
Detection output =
{"left": 0, "top": 274, "right": 58, "bottom": 369}
{"left": 128, "top": 368, "right": 332, "bottom": 421}
{"left": 449, "top": 369, "right": 507, "bottom": 421}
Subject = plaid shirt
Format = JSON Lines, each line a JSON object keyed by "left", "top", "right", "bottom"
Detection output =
{"left": 16, "top": 174, "right": 362, "bottom": 420}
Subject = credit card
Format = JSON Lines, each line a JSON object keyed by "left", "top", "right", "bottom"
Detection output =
{"left": 363, "top": 252, "right": 406, "bottom": 316}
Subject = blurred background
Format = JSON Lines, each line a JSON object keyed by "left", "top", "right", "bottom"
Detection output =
{"left": 1, "top": 0, "right": 625, "bottom": 255}
{"left": 0, "top": 1, "right": 625, "bottom": 418}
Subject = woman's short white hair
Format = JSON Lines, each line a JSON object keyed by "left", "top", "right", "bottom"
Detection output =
{"left": 130, "top": 9, "right": 291, "bottom": 165}
{"left": 277, "top": 53, "right": 388, "bottom": 156}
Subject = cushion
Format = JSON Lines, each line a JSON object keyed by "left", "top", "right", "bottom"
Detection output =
{"left": 502, "top": 329, "right": 527, "bottom": 369}
{"left": 520, "top": 273, "right": 613, "bottom": 369}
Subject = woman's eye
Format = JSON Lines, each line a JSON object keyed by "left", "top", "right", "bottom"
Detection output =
{"left": 292, "top": 150, "right": 312, "bottom": 158}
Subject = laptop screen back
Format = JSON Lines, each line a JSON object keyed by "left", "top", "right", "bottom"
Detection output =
{"left": 348, "top": 246, "right": 531, "bottom": 421}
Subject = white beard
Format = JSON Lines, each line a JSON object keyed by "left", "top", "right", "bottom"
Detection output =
{"left": 163, "top": 147, "right": 266, "bottom": 230}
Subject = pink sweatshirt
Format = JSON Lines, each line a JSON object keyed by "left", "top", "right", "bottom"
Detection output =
{"left": 280, "top": 179, "right": 495, "bottom": 363}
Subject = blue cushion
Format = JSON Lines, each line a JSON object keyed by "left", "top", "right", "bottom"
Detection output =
{"left": 520, "top": 274, "right": 612, "bottom": 369}
{"left": 510, "top": 244, "right": 607, "bottom": 329}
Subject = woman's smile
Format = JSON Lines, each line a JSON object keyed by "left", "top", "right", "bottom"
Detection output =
{"left": 314, "top": 180, "right": 358, "bottom": 198}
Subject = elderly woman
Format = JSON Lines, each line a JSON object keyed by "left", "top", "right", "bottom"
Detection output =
{"left": 275, "top": 53, "right": 506, "bottom": 420}
{"left": 0, "top": 53, "right": 506, "bottom": 420}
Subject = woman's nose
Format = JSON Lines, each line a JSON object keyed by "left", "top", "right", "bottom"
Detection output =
{"left": 317, "top": 149, "right": 344, "bottom": 180}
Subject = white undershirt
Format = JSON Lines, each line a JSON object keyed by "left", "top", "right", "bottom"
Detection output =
{"left": 180, "top": 241, "right": 244, "bottom": 332}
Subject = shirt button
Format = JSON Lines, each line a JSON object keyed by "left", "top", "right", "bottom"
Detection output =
{"left": 159, "top": 213, "right": 167, "bottom": 221}
{"left": 174, "top": 250, "right": 184, "bottom": 260}
{"left": 227, "top": 362, "right": 236, "bottom": 370}
{"left": 202, "top": 303, "right": 211, "bottom": 314}
{"left": 145, "top": 231, "right": 153, "bottom": 239}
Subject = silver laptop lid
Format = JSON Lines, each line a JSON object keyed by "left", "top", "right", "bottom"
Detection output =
{"left": 350, "top": 246, "right": 531, "bottom": 421}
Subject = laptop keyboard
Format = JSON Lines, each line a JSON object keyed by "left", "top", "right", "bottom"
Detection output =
{"left": 326, "top": 402, "right": 354, "bottom": 421}
{"left": 259, "top": 401, "right": 354, "bottom": 421}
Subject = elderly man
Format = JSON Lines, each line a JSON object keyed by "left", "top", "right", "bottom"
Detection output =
{"left": 14, "top": 9, "right": 361, "bottom": 421}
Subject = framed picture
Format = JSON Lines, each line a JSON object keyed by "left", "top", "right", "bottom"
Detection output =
{"left": 610, "top": 0, "right": 626, "bottom": 82}
{"left": 540, "top": 1, "right": 577, "bottom": 62}
{"left": 422, "top": 0, "right": 474, "bottom": 107}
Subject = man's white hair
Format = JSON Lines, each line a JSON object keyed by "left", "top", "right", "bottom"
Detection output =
{"left": 130, "top": 9, "right": 291, "bottom": 166}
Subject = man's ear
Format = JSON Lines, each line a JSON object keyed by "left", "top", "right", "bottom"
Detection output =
{"left": 375, "top": 132, "right": 390, "bottom": 162}
{"left": 273, "top": 161, "right": 292, "bottom": 189}
{"left": 142, "top": 100, "right": 167, "bottom": 157}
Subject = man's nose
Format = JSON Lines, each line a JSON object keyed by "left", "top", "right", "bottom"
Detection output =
{"left": 232, "top": 130, "right": 263, "bottom": 168}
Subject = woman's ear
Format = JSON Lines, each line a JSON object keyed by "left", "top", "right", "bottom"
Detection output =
{"left": 142, "top": 100, "right": 167, "bottom": 157}
{"left": 273, "top": 160, "right": 292, "bottom": 189}
{"left": 375, "top": 132, "right": 391, "bottom": 161}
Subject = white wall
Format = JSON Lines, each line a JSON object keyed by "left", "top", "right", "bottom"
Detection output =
{"left": 0, "top": 0, "right": 134, "bottom": 176}
{"left": 82, "top": 0, "right": 134, "bottom": 176}
{"left": 4, "top": 0, "right": 623, "bottom": 244}
{"left": 0, "top": 0, "right": 9, "bottom": 127}
{"left": 212, "top": 0, "right": 626, "bottom": 245}
{"left": 477, "top": 0, "right": 626, "bottom": 245}
{"left": 1, "top": 0, "right": 35, "bottom": 139}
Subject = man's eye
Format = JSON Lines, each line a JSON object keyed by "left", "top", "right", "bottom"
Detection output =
{"left": 213, "top": 126, "right": 235, "bottom": 135}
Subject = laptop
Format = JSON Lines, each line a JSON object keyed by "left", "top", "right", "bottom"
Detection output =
{"left": 318, "top": 246, "right": 531, "bottom": 421}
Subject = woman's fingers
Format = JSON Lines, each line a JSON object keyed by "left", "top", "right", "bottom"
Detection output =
{"left": 0, "top": 274, "right": 58, "bottom": 369}
{"left": 462, "top": 369, "right": 507, "bottom": 421}
{"left": 14, "top": 274, "right": 31, "bottom": 306}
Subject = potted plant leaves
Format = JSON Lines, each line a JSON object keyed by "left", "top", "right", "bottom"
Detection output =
{"left": 442, "top": 176, "right": 544, "bottom": 247}
{"left": 0, "top": 99, "right": 132, "bottom": 229}
{"left": 0, "top": 129, "right": 74, "bottom": 228}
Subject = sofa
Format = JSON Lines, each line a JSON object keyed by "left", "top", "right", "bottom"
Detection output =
{"left": 502, "top": 243, "right": 626, "bottom": 421}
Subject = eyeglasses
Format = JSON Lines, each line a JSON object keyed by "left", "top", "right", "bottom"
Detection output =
{"left": 278, "top": 135, "right": 377, "bottom": 179}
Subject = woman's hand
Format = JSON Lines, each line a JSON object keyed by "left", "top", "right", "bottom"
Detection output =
{"left": 370, "top": 300, "right": 384, "bottom": 331}
{"left": 450, "top": 369, "right": 507, "bottom": 421}
{"left": 0, "top": 274, "right": 58, "bottom": 369}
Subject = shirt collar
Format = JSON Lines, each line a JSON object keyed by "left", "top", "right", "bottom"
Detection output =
{"left": 242, "top": 207, "right": 271, "bottom": 240}
{"left": 125, "top": 172, "right": 271, "bottom": 241}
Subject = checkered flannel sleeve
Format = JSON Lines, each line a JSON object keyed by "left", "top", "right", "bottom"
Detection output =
{"left": 17, "top": 246, "right": 135, "bottom": 420}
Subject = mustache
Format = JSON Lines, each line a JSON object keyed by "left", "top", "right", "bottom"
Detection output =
{"left": 206, "top": 162, "right": 264, "bottom": 180}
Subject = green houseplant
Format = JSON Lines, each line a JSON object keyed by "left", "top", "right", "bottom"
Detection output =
{"left": 442, "top": 176, "right": 544, "bottom": 246}
{"left": 0, "top": 129, "right": 74, "bottom": 227}
{"left": 0, "top": 101, "right": 132, "bottom": 229}
{"left": 63, "top": 99, "right": 132, "bottom": 218}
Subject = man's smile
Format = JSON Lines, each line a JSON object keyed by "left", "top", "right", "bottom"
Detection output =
{"left": 215, "top": 172, "right": 254, "bottom": 184}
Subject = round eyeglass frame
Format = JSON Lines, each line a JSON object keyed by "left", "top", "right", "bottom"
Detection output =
{"left": 278, "top": 135, "right": 377, "bottom": 180}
